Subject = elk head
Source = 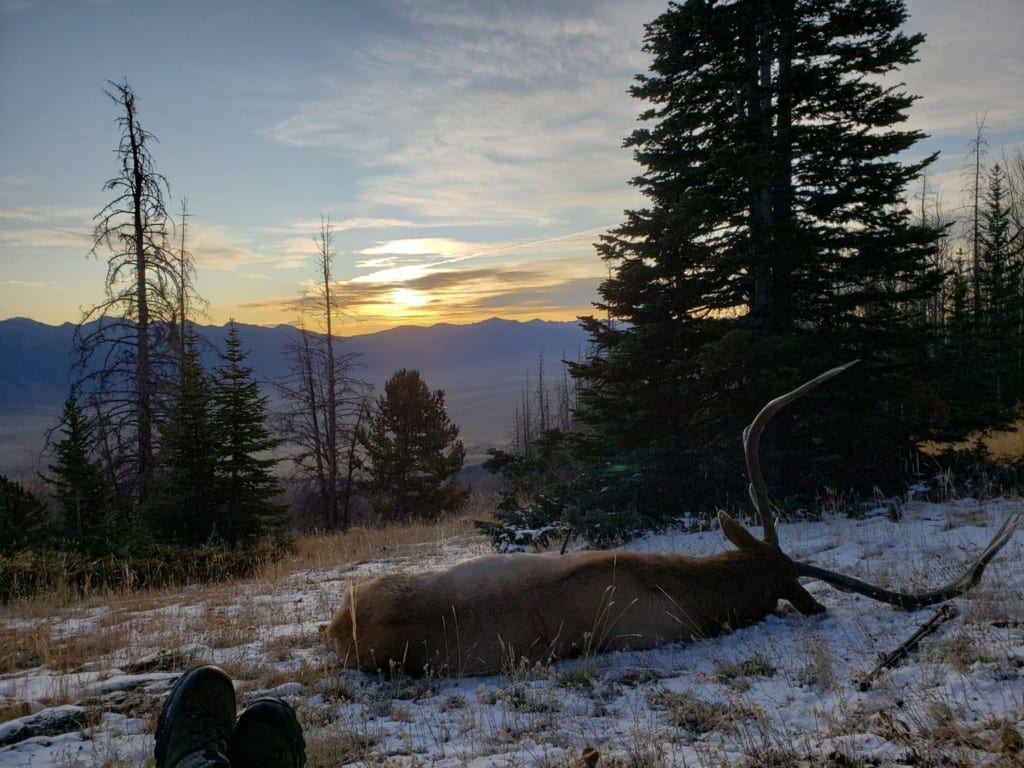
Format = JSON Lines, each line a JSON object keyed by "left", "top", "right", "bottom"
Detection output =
{"left": 744, "top": 361, "right": 1020, "bottom": 611}
{"left": 327, "top": 362, "right": 1019, "bottom": 676}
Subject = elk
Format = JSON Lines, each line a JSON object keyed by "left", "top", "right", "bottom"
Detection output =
{"left": 327, "top": 362, "right": 1020, "bottom": 676}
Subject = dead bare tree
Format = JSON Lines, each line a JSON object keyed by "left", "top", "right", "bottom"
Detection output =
{"left": 277, "top": 217, "right": 369, "bottom": 531}
{"left": 966, "top": 115, "right": 989, "bottom": 317}
{"left": 167, "top": 198, "right": 206, "bottom": 371}
{"left": 74, "top": 80, "right": 186, "bottom": 507}
{"left": 328, "top": 362, "right": 1020, "bottom": 676}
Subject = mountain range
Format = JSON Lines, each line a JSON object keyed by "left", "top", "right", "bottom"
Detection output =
{"left": 0, "top": 316, "right": 591, "bottom": 481}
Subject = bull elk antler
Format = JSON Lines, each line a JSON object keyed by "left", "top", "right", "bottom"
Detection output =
{"left": 745, "top": 360, "right": 1021, "bottom": 611}
{"left": 327, "top": 361, "right": 1020, "bottom": 676}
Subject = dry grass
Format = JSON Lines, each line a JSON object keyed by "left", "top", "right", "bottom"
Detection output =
{"left": 0, "top": 613, "right": 144, "bottom": 678}
{"left": 983, "top": 422, "right": 1024, "bottom": 461}
{"left": 646, "top": 688, "right": 747, "bottom": 735}
{"left": 0, "top": 510, "right": 492, "bottom": 730}
{"left": 921, "top": 418, "right": 1024, "bottom": 461}
{"left": 283, "top": 512, "right": 485, "bottom": 573}
{"left": 711, "top": 651, "right": 777, "bottom": 685}
{"left": 2, "top": 499, "right": 1022, "bottom": 768}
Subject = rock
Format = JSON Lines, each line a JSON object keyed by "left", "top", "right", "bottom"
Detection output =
{"left": 0, "top": 705, "right": 88, "bottom": 747}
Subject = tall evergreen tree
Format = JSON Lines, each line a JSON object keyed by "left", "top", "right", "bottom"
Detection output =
{"left": 572, "top": 0, "right": 943, "bottom": 514}
{"left": 976, "top": 163, "right": 1024, "bottom": 412}
{"left": 147, "top": 338, "right": 219, "bottom": 544}
{"left": 212, "top": 323, "right": 289, "bottom": 544}
{"left": 44, "top": 389, "right": 111, "bottom": 548}
{"left": 939, "top": 261, "right": 977, "bottom": 425}
{"left": 359, "top": 369, "right": 468, "bottom": 523}
{"left": 0, "top": 476, "right": 54, "bottom": 555}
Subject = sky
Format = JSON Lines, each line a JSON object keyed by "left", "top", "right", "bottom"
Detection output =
{"left": 1, "top": 0, "right": 1022, "bottom": 335}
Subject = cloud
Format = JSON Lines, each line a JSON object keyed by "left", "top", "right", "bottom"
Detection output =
{"left": 265, "top": 0, "right": 657, "bottom": 226}
{"left": 188, "top": 223, "right": 310, "bottom": 274}
{"left": 0, "top": 205, "right": 96, "bottom": 250}
{"left": 901, "top": 1, "right": 1024, "bottom": 147}
{"left": 263, "top": 0, "right": 1021, "bottom": 232}
{"left": 262, "top": 217, "right": 417, "bottom": 236}
{"left": 359, "top": 238, "right": 485, "bottom": 257}
{"left": 229, "top": 247, "right": 604, "bottom": 332}
{"left": 341, "top": 258, "right": 601, "bottom": 317}
{"left": 0, "top": 279, "right": 50, "bottom": 288}
{"left": 0, "top": 227, "right": 91, "bottom": 249}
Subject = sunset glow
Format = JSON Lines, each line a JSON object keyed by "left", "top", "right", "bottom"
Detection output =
{"left": 390, "top": 287, "right": 430, "bottom": 308}
{"left": 0, "top": 1, "right": 1020, "bottom": 333}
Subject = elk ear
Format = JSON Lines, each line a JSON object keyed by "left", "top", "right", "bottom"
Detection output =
{"left": 718, "top": 510, "right": 761, "bottom": 550}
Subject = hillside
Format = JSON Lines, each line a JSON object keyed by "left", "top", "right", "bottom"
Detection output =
{"left": 0, "top": 316, "right": 590, "bottom": 479}
{"left": 1, "top": 499, "right": 1021, "bottom": 766}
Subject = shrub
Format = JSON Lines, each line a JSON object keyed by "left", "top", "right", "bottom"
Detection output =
{"left": 0, "top": 476, "right": 56, "bottom": 556}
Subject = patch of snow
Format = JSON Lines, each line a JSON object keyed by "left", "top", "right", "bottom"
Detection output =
{"left": 0, "top": 499, "right": 1021, "bottom": 767}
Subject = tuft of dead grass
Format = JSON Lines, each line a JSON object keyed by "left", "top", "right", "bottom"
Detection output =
{"left": 712, "top": 651, "right": 777, "bottom": 687}
{"left": 927, "top": 630, "right": 997, "bottom": 672}
{"left": 303, "top": 728, "right": 379, "bottom": 766}
{"left": 646, "top": 688, "right": 748, "bottom": 735}
{"left": 795, "top": 634, "right": 837, "bottom": 690}
{"left": 283, "top": 513, "right": 486, "bottom": 573}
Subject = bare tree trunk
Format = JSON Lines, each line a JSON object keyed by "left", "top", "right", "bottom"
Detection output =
{"left": 79, "top": 81, "right": 179, "bottom": 509}
{"left": 558, "top": 362, "right": 573, "bottom": 431}
{"left": 124, "top": 93, "right": 153, "bottom": 499}
{"left": 969, "top": 115, "right": 988, "bottom": 319}
{"left": 298, "top": 329, "right": 329, "bottom": 529}
{"left": 520, "top": 384, "right": 532, "bottom": 458}
{"left": 317, "top": 218, "right": 341, "bottom": 530}
{"left": 176, "top": 199, "right": 191, "bottom": 367}
{"left": 536, "top": 351, "right": 548, "bottom": 433}
{"left": 340, "top": 397, "right": 367, "bottom": 532}
{"left": 277, "top": 217, "right": 368, "bottom": 532}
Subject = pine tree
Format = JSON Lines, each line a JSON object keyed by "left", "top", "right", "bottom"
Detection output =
{"left": 976, "top": 163, "right": 1024, "bottom": 412}
{"left": 359, "top": 369, "right": 468, "bottom": 523}
{"left": 147, "top": 338, "right": 219, "bottom": 544}
{"left": 571, "top": 0, "right": 943, "bottom": 513}
{"left": 211, "top": 323, "right": 289, "bottom": 544}
{"left": 940, "top": 260, "right": 977, "bottom": 424}
{"left": 0, "top": 476, "right": 55, "bottom": 555}
{"left": 44, "top": 389, "right": 111, "bottom": 548}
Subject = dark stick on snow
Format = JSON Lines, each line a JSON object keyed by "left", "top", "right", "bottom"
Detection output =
{"left": 857, "top": 605, "right": 958, "bottom": 691}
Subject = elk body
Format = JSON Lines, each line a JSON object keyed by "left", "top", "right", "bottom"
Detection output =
{"left": 327, "top": 363, "right": 1019, "bottom": 676}
{"left": 327, "top": 520, "right": 820, "bottom": 676}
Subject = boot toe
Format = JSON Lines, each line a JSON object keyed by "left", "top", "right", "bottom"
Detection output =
{"left": 155, "top": 665, "right": 236, "bottom": 768}
{"left": 230, "top": 697, "right": 306, "bottom": 768}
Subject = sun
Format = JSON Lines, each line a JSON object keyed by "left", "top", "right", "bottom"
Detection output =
{"left": 390, "top": 287, "right": 429, "bottom": 308}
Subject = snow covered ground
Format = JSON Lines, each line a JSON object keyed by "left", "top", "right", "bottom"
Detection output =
{"left": 1, "top": 498, "right": 1022, "bottom": 767}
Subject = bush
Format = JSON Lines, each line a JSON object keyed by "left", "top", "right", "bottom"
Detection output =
{"left": 0, "top": 476, "right": 56, "bottom": 556}
{"left": 481, "top": 452, "right": 681, "bottom": 550}
{"left": 0, "top": 538, "right": 290, "bottom": 603}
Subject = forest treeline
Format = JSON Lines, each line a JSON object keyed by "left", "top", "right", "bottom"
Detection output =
{"left": 3, "top": 1, "right": 1023, "bottom": 596}
{"left": 0, "top": 85, "right": 467, "bottom": 600}
{"left": 484, "top": 0, "right": 1024, "bottom": 547}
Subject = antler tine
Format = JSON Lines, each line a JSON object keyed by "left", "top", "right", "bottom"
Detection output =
{"left": 796, "top": 510, "right": 1020, "bottom": 610}
{"left": 743, "top": 360, "right": 860, "bottom": 546}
